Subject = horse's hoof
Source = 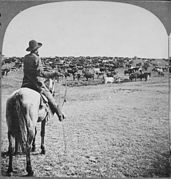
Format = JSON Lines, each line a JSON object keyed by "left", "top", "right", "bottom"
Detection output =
{"left": 1, "top": 151, "right": 9, "bottom": 157}
{"left": 7, "top": 172, "right": 13, "bottom": 176}
{"left": 7, "top": 169, "right": 13, "bottom": 176}
{"left": 31, "top": 147, "right": 36, "bottom": 152}
{"left": 14, "top": 151, "right": 23, "bottom": 155}
{"left": 14, "top": 151, "right": 20, "bottom": 156}
{"left": 41, "top": 149, "right": 46, "bottom": 155}
{"left": 27, "top": 170, "right": 34, "bottom": 176}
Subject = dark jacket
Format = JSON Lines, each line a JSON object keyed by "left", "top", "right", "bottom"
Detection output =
{"left": 21, "top": 52, "right": 56, "bottom": 92}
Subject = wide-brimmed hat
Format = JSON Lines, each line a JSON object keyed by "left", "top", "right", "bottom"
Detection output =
{"left": 26, "top": 40, "right": 42, "bottom": 52}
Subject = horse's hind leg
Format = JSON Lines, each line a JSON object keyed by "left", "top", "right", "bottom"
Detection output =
{"left": 14, "top": 137, "right": 22, "bottom": 155}
{"left": 7, "top": 132, "right": 14, "bottom": 176}
{"left": 26, "top": 127, "right": 35, "bottom": 176}
{"left": 26, "top": 144, "right": 34, "bottom": 176}
{"left": 32, "top": 127, "right": 37, "bottom": 152}
{"left": 40, "top": 120, "right": 46, "bottom": 154}
{"left": 14, "top": 138, "right": 19, "bottom": 155}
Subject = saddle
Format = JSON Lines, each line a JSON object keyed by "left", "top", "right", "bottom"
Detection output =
{"left": 20, "top": 85, "right": 53, "bottom": 122}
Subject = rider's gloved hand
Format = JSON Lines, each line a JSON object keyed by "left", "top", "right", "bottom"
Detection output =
{"left": 56, "top": 105, "right": 65, "bottom": 122}
{"left": 58, "top": 113, "right": 66, "bottom": 122}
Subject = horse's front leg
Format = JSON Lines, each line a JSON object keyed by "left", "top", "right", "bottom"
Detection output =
{"left": 32, "top": 127, "right": 37, "bottom": 152}
{"left": 40, "top": 120, "right": 46, "bottom": 154}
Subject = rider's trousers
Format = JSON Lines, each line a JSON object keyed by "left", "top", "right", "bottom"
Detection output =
{"left": 41, "top": 87, "right": 63, "bottom": 118}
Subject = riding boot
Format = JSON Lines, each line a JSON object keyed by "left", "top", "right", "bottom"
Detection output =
{"left": 55, "top": 105, "right": 64, "bottom": 121}
{"left": 41, "top": 89, "right": 64, "bottom": 121}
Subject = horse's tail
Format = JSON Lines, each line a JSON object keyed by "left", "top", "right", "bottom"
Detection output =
{"left": 14, "top": 93, "right": 29, "bottom": 153}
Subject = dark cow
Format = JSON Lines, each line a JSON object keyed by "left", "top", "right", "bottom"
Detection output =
{"left": 162, "top": 67, "right": 168, "bottom": 72}
{"left": 136, "top": 62, "right": 142, "bottom": 67}
{"left": 83, "top": 70, "right": 94, "bottom": 81}
{"left": 129, "top": 73, "right": 139, "bottom": 81}
{"left": 63, "top": 72, "right": 70, "bottom": 78}
{"left": 67, "top": 67, "right": 78, "bottom": 80}
{"left": 129, "top": 72, "right": 150, "bottom": 81}
{"left": 106, "top": 70, "right": 117, "bottom": 77}
{"left": 157, "top": 69, "right": 164, "bottom": 76}
{"left": 152, "top": 67, "right": 157, "bottom": 72}
{"left": 124, "top": 68, "right": 134, "bottom": 75}
{"left": 137, "top": 73, "right": 150, "bottom": 81}
{"left": 152, "top": 67, "right": 164, "bottom": 76}
{"left": 125, "top": 67, "right": 140, "bottom": 75}
{"left": 76, "top": 73, "right": 81, "bottom": 81}
{"left": 144, "top": 72, "right": 151, "bottom": 77}
{"left": 1, "top": 68, "right": 10, "bottom": 77}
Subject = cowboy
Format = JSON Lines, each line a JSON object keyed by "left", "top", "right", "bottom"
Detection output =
{"left": 21, "top": 40, "right": 64, "bottom": 121}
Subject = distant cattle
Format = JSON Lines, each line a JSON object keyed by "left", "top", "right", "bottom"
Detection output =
{"left": 67, "top": 67, "right": 78, "bottom": 80}
{"left": 63, "top": 72, "right": 70, "bottom": 78}
{"left": 75, "top": 70, "right": 82, "bottom": 81}
{"left": 103, "top": 76, "right": 114, "bottom": 84}
{"left": 93, "top": 68, "right": 103, "bottom": 78}
{"left": 14, "top": 61, "right": 22, "bottom": 69}
{"left": 137, "top": 73, "right": 150, "bottom": 81}
{"left": 82, "top": 70, "right": 94, "bottom": 81}
{"left": 162, "top": 67, "right": 168, "bottom": 72}
{"left": 99, "top": 67, "right": 106, "bottom": 73}
{"left": 93, "top": 68, "right": 101, "bottom": 74}
{"left": 129, "top": 72, "right": 150, "bottom": 81}
{"left": 144, "top": 72, "right": 151, "bottom": 78}
{"left": 125, "top": 63, "right": 131, "bottom": 68}
{"left": 153, "top": 67, "right": 164, "bottom": 76}
{"left": 124, "top": 68, "right": 134, "bottom": 75}
{"left": 136, "top": 62, "right": 142, "bottom": 67}
{"left": 157, "top": 68, "right": 164, "bottom": 76}
{"left": 152, "top": 67, "right": 157, "bottom": 72}
{"left": 125, "top": 67, "right": 141, "bottom": 76}
{"left": 1, "top": 68, "right": 10, "bottom": 77}
{"left": 129, "top": 73, "right": 139, "bottom": 81}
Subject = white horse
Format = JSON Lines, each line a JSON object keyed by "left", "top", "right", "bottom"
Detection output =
{"left": 6, "top": 78, "right": 56, "bottom": 176}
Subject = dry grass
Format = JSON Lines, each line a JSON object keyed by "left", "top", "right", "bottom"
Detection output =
{"left": 1, "top": 69, "right": 170, "bottom": 177}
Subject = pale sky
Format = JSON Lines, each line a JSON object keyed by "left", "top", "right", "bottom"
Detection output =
{"left": 2, "top": 1, "right": 169, "bottom": 58}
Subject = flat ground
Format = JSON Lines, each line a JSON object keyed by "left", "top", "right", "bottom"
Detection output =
{"left": 1, "top": 69, "right": 170, "bottom": 177}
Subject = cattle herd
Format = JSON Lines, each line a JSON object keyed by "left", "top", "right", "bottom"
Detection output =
{"left": 1, "top": 56, "right": 170, "bottom": 84}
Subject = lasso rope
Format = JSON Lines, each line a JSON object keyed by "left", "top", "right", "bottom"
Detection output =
{"left": 58, "top": 76, "right": 67, "bottom": 154}
{"left": 61, "top": 120, "right": 67, "bottom": 154}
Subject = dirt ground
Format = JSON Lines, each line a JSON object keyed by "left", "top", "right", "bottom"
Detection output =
{"left": 1, "top": 69, "right": 170, "bottom": 177}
